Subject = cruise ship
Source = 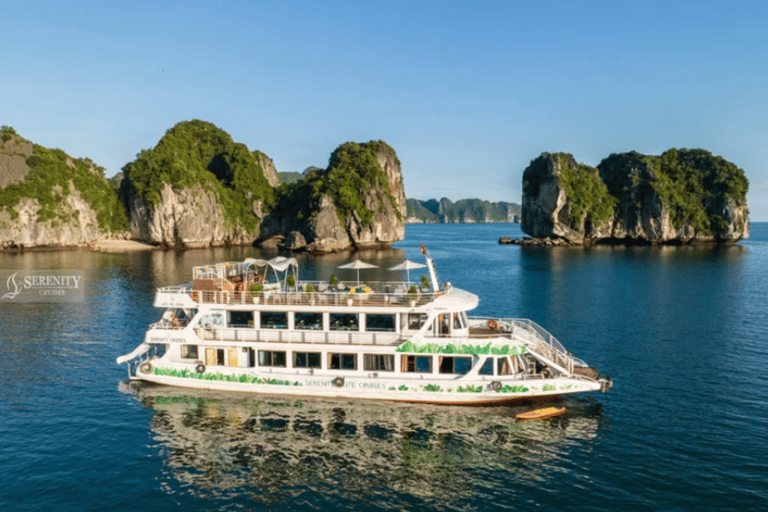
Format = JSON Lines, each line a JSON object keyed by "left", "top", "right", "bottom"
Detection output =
{"left": 117, "top": 246, "right": 612, "bottom": 405}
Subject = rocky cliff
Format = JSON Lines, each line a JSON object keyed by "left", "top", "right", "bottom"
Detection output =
{"left": 254, "top": 150, "right": 280, "bottom": 187}
{"left": 0, "top": 126, "right": 129, "bottom": 248}
{"left": 121, "top": 120, "right": 275, "bottom": 247}
{"left": 407, "top": 197, "right": 520, "bottom": 223}
{"left": 258, "top": 140, "right": 406, "bottom": 253}
{"left": 521, "top": 150, "right": 749, "bottom": 245}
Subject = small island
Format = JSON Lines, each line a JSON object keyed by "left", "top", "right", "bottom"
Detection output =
{"left": 513, "top": 149, "right": 748, "bottom": 246}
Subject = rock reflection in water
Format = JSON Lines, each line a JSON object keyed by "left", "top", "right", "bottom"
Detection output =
{"left": 125, "top": 382, "right": 599, "bottom": 508}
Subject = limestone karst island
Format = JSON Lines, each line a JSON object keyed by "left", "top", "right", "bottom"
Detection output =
{"left": 0, "top": 122, "right": 750, "bottom": 251}
{"left": 506, "top": 150, "right": 749, "bottom": 246}
{"left": 0, "top": 121, "right": 406, "bottom": 252}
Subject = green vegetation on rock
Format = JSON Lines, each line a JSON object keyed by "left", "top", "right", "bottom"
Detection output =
{"left": 555, "top": 153, "right": 617, "bottom": 229}
{"left": 0, "top": 127, "right": 129, "bottom": 231}
{"left": 121, "top": 120, "right": 274, "bottom": 232}
{"left": 322, "top": 140, "right": 401, "bottom": 226}
{"left": 598, "top": 148, "right": 749, "bottom": 234}
{"left": 271, "top": 140, "right": 401, "bottom": 229}
{"left": 406, "top": 198, "right": 438, "bottom": 221}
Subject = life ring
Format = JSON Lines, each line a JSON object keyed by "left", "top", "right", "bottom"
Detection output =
{"left": 196, "top": 364, "right": 206, "bottom": 374}
{"left": 491, "top": 380, "right": 503, "bottom": 392}
{"left": 139, "top": 362, "right": 153, "bottom": 374}
{"left": 488, "top": 319, "right": 499, "bottom": 330}
{"left": 333, "top": 376, "right": 345, "bottom": 388}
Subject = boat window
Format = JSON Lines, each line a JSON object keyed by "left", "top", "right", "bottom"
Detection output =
{"left": 453, "top": 313, "right": 463, "bottom": 330}
{"left": 198, "top": 311, "right": 224, "bottom": 329}
{"left": 366, "top": 314, "right": 395, "bottom": 332}
{"left": 498, "top": 356, "right": 513, "bottom": 375}
{"left": 259, "top": 350, "right": 286, "bottom": 367}
{"left": 329, "top": 352, "right": 357, "bottom": 370}
{"left": 438, "top": 356, "right": 471, "bottom": 374}
{"left": 479, "top": 357, "right": 494, "bottom": 375}
{"left": 400, "top": 355, "right": 432, "bottom": 373}
{"left": 295, "top": 312, "right": 323, "bottom": 330}
{"left": 330, "top": 313, "right": 359, "bottom": 331}
{"left": 403, "top": 313, "right": 428, "bottom": 331}
{"left": 439, "top": 315, "right": 450, "bottom": 335}
{"left": 228, "top": 310, "right": 254, "bottom": 328}
{"left": 181, "top": 344, "right": 198, "bottom": 359}
{"left": 293, "top": 351, "right": 322, "bottom": 369}
{"left": 261, "top": 312, "right": 287, "bottom": 329}
{"left": 364, "top": 354, "right": 394, "bottom": 371}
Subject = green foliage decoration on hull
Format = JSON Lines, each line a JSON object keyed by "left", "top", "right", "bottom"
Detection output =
{"left": 396, "top": 339, "right": 526, "bottom": 356}
{"left": 153, "top": 367, "right": 297, "bottom": 386}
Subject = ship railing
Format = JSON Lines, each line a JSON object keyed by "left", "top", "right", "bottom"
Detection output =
{"left": 182, "top": 281, "right": 442, "bottom": 309}
{"left": 468, "top": 317, "right": 575, "bottom": 375}
{"left": 150, "top": 319, "right": 191, "bottom": 330}
{"left": 193, "top": 327, "right": 406, "bottom": 346}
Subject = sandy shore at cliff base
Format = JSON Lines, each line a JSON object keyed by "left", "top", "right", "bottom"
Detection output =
{"left": 90, "top": 238, "right": 158, "bottom": 252}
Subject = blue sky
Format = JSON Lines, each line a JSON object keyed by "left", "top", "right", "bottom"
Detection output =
{"left": 2, "top": 0, "right": 767, "bottom": 219}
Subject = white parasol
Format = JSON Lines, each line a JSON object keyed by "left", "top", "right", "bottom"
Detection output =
{"left": 387, "top": 259, "right": 427, "bottom": 284}
{"left": 337, "top": 259, "right": 378, "bottom": 286}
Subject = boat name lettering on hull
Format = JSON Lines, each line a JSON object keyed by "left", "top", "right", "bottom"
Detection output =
{"left": 302, "top": 380, "right": 390, "bottom": 390}
{"left": 149, "top": 336, "right": 186, "bottom": 343}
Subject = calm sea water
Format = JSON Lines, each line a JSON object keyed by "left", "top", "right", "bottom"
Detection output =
{"left": 1, "top": 224, "right": 767, "bottom": 511}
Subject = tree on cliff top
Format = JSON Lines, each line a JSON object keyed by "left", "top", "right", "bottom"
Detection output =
{"left": 121, "top": 120, "right": 274, "bottom": 231}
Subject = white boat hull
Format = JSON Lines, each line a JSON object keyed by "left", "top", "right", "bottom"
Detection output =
{"left": 131, "top": 363, "right": 602, "bottom": 406}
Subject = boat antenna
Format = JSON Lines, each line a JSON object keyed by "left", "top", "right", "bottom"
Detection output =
{"left": 421, "top": 244, "right": 440, "bottom": 291}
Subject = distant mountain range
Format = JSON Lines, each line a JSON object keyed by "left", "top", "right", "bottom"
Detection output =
{"left": 406, "top": 198, "right": 520, "bottom": 224}
{"left": 277, "top": 166, "right": 322, "bottom": 185}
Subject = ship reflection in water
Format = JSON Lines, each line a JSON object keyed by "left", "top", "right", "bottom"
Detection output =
{"left": 122, "top": 381, "right": 601, "bottom": 507}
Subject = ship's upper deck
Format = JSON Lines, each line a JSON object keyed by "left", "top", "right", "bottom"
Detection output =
{"left": 154, "top": 257, "right": 479, "bottom": 312}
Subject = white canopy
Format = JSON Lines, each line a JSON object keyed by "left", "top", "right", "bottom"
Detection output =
{"left": 387, "top": 259, "right": 426, "bottom": 284}
{"left": 244, "top": 256, "right": 299, "bottom": 286}
{"left": 266, "top": 256, "right": 298, "bottom": 272}
{"left": 243, "top": 257, "right": 270, "bottom": 268}
{"left": 338, "top": 259, "right": 378, "bottom": 286}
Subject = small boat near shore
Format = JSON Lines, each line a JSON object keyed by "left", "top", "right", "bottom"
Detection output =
{"left": 117, "top": 245, "right": 612, "bottom": 406}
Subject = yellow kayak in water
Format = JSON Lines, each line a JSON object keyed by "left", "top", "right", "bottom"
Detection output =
{"left": 516, "top": 406, "right": 566, "bottom": 420}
